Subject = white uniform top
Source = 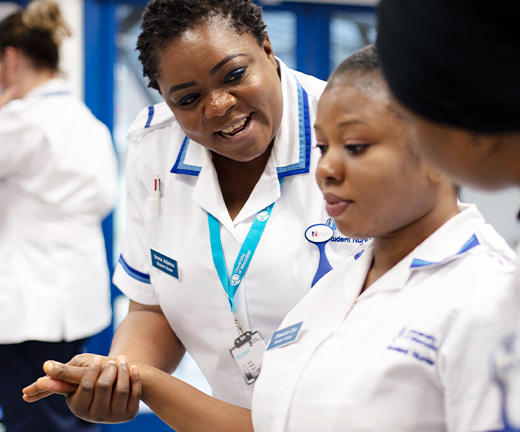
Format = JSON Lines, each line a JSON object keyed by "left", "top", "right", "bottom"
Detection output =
{"left": 492, "top": 242, "right": 520, "bottom": 431}
{"left": 253, "top": 204, "right": 517, "bottom": 432}
{"left": 113, "top": 60, "right": 367, "bottom": 408}
{"left": 0, "top": 78, "right": 117, "bottom": 344}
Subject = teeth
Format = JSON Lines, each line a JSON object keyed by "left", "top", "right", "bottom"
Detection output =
{"left": 221, "top": 117, "right": 247, "bottom": 134}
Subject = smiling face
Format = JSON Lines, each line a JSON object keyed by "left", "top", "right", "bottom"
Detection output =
{"left": 156, "top": 18, "right": 282, "bottom": 162}
{"left": 315, "top": 73, "right": 440, "bottom": 239}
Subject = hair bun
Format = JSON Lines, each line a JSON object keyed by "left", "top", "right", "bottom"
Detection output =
{"left": 22, "top": 0, "right": 71, "bottom": 45}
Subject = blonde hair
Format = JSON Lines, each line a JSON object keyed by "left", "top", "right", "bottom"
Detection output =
{"left": 0, "top": 0, "right": 71, "bottom": 70}
{"left": 22, "top": 0, "right": 72, "bottom": 46}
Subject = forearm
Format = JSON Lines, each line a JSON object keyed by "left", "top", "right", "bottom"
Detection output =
{"left": 138, "top": 364, "right": 253, "bottom": 432}
{"left": 110, "top": 301, "right": 185, "bottom": 373}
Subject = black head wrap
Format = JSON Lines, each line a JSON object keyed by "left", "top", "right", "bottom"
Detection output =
{"left": 376, "top": 0, "right": 520, "bottom": 133}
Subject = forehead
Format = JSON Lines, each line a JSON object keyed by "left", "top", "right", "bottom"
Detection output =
{"left": 317, "top": 77, "right": 391, "bottom": 123}
{"left": 160, "top": 18, "right": 258, "bottom": 64}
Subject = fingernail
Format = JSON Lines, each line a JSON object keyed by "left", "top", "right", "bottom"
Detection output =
{"left": 44, "top": 361, "right": 54, "bottom": 373}
{"left": 131, "top": 365, "right": 139, "bottom": 377}
{"left": 118, "top": 355, "right": 128, "bottom": 366}
{"left": 94, "top": 356, "right": 102, "bottom": 366}
{"left": 106, "top": 360, "right": 117, "bottom": 366}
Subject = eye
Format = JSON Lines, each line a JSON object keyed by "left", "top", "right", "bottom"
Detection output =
{"left": 178, "top": 93, "right": 199, "bottom": 106}
{"left": 225, "top": 67, "right": 247, "bottom": 83}
{"left": 315, "top": 144, "right": 328, "bottom": 155}
{"left": 345, "top": 144, "right": 369, "bottom": 156}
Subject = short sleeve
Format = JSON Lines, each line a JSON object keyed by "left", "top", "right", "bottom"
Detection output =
{"left": 112, "top": 140, "right": 159, "bottom": 305}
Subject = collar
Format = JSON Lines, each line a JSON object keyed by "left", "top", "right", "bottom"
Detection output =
{"left": 407, "top": 203, "right": 484, "bottom": 271}
{"left": 357, "top": 204, "right": 486, "bottom": 300}
{"left": 169, "top": 59, "right": 312, "bottom": 179}
{"left": 25, "top": 78, "right": 72, "bottom": 99}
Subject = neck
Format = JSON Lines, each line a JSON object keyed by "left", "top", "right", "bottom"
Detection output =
{"left": 363, "top": 186, "right": 459, "bottom": 291}
{"left": 18, "top": 68, "right": 56, "bottom": 98}
{"left": 212, "top": 142, "right": 274, "bottom": 220}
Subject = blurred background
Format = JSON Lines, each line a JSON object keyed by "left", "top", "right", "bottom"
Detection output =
{"left": 1, "top": 1, "right": 518, "bottom": 430}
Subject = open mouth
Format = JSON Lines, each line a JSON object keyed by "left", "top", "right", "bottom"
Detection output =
{"left": 217, "top": 115, "right": 251, "bottom": 138}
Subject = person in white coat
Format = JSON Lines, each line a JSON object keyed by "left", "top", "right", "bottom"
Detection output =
{"left": 21, "top": 0, "right": 363, "bottom": 428}
{"left": 25, "top": 45, "right": 515, "bottom": 432}
{"left": 251, "top": 45, "right": 516, "bottom": 432}
{"left": 0, "top": 1, "right": 117, "bottom": 431}
{"left": 377, "top": 1, "right": 520, "bottom": 430}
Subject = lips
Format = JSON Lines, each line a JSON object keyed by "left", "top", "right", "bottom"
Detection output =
{"left": 323, "top": 193, "right": 352, "bottom": 217}
{"left": 217, "top": 114, "right": 251, "bottom": 138}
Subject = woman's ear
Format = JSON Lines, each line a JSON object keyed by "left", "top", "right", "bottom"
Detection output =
{"left": 425, "top": 164, "right": 445, "bottom": 184}
{"left": 263, "top": 33, "right": 276, "bottom": 61}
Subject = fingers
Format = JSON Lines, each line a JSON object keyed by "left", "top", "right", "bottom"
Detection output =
{"left": 22, "top": 376, "right": 78, "bottom": 402}
{"left": 88, "top": 358, "right": 118, "bottom": 419}
{"left": 44, "top": 360, "right": 86, "bottom": 384}
{"left": 111, "top": 356, "right": 130, "bottom": 414}
{"left": 127, "top": 364, "right": 141, "bottom": 418}
{"left": 66, "top": 355, "right": 104, "bottom": 419}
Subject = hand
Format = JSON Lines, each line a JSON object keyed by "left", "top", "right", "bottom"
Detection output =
{"left": 23, "top": 353, "right": 107, "bottom": 402}
{"left": 25, "top": 355, "right": 142, "bottom": 424}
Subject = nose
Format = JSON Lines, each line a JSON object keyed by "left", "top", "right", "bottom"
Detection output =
{"left": 316, "top": 148, "right": 344, "bottom": 187}
{"left": 204, "top": 90, "right": 237, "bottom": 119}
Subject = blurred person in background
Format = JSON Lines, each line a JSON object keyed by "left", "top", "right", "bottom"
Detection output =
{"left": 377, "top": 1, "right": 520, "bottom": 430}
{"left": 0, "top": 1, "right": 117, "bottom": 431}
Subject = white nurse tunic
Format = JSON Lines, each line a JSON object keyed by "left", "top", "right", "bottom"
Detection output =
{"left": 253, "top": 204, "right": 516, "bottom": 431}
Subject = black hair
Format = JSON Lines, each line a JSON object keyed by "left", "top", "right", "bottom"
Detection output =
{"left": 330, "top": 44, "right": 380, "bottom": 81}
{"left": 0, "top": 0, "right": 70, "bottom": 71}
{"left": 137, "top": 0, "right": 267, "bottom": 91}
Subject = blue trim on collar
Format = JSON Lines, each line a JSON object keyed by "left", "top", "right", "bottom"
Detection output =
{"left": 170, "top": 136, "right": 202, "bottom": 176}
{"left": 457, "top": 233, "right": 480, "bottom": 254}
{"left": 40, "top": 91, "right": 71, "bottom": 97}
{"left": 169, "top": 79, "right": 311, "bottom": 178}
{"left": 145, "top": 105, "right": 154, "bottom": 128}
{"left": 354, "top": 249, "right": 365, "bottom": 260}
{"left": 410, "top": 233, "right": 480, "bottom": 269}
{"left": 276, "top": 80, "right": 311, "bottom": 178}
{"left": 118, "top": 254, "right": 151, "bottom": 284}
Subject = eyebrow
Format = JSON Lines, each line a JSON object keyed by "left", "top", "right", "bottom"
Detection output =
{"left": 209, "top": 53, "right": 246, "bottom": 75}
{"left": 168, "top": 81, "right": 197, "bottom": 96}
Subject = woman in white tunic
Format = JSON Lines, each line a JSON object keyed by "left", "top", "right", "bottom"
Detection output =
{"left": 26, "top": 45, "right": 516, "bottom": 432}
{"left": 22, "top": 0, "right": 361, "bottom": 427}
{"left": 0, "top": 1, "right": 117, "bottom": 431}
{"left": 251, "top": 45, "right": 516, "bottom": 432}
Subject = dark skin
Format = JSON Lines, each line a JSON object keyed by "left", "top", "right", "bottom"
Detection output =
{"left": 22, "top": 15, "right": 283, "bottom": 430}
{"left": 213, "top": 141, "right": 274, "bottom": 219}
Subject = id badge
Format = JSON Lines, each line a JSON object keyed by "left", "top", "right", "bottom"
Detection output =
{"left": 230, "top": 330, "right": 266, "bottom": 385}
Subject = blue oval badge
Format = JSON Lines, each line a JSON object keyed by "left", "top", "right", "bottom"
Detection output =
{"left": 305, "top": 224, "right": 333, "bottom": 244}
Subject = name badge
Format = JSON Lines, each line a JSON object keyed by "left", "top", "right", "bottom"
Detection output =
{"left": 230, "top": 331, "right": 266, "bottom": 385}
{"left": 150, "top": 249, "right": 179, "bottom": 279}
{"left": 267, "top": 322, "right": 303, "bottom": 350}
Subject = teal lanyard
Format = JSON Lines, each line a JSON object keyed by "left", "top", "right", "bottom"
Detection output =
{"left": 208, "top": 202, "right": 275, "bottom": 318}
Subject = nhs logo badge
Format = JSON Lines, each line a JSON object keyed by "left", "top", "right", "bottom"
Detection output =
{"left": 305, "top": 224, "right": 333, "bottom": 244}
